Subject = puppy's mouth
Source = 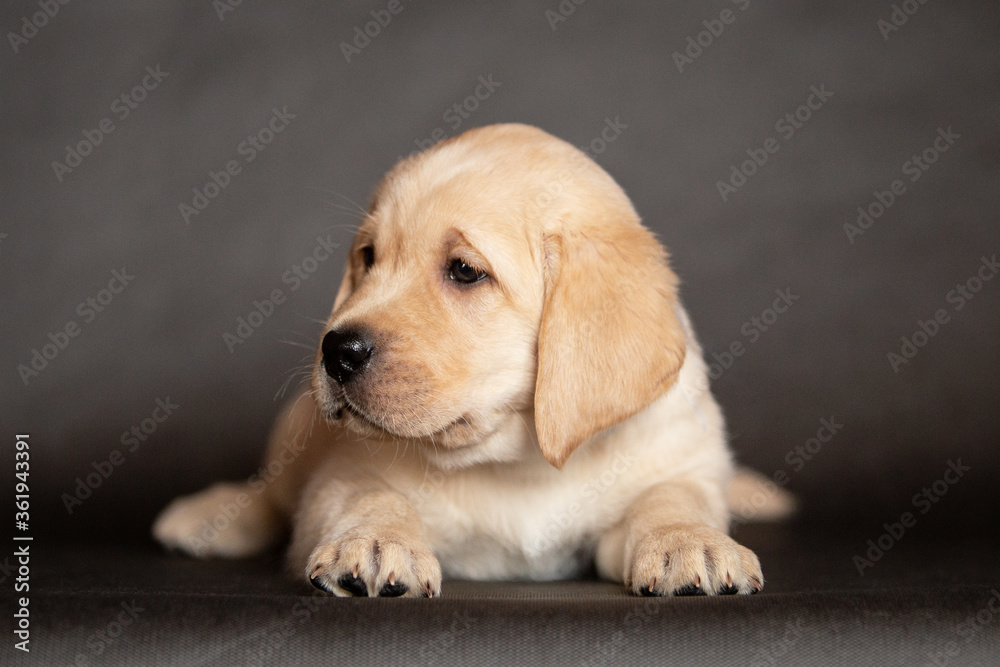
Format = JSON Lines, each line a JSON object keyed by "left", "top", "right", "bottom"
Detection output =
{"left": 338, "top": 401, "right": 393, "bottom": 434}
{"left": 324, "top": 389, "right": 474, "bottom": 443}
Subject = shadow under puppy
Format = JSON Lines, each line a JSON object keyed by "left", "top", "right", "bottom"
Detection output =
{"left": 154, "top": 123, "right": 792, "bottom": 597}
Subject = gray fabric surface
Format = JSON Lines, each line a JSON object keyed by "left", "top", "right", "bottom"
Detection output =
{"left": 4, "top": 524, "right": 999, "bottom": 666}
{"left": 1, "top": 2, "right": 998, "bottom": 665}
{"left": 3, "top": 0, "right": 998, "bottom": 537}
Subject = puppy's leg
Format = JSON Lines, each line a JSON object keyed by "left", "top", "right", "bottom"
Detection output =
{"left": 290, "top": 470, "right": 442, "bottom": 598}
{"left": 595, "top": 480, "right": 763, "bottom": 596}
{"left": 153, "top": 390, "right": 327, "bottom": 558}
{"left": 152, "top": 481, "right": 284, "bottom": 558}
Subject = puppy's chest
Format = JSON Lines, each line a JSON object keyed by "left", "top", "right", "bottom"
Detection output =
{"left": 407, "top": 461, "right": 632, "bottom": 580}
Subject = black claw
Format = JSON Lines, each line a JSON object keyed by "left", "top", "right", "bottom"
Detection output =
{"left": 673, "top": 584, "right": 707, "bottom": 596}
{"left": 337, "top": 573, "right": 369, "bottom": 597}
{"left": 718, "top": 584, "right": 740, "bottom": 595}
{"left": 378, "top": 581, "right": 409, "bottom": 597}
{"left": 638, "top": 585, "right": 662, "bottom": 597}
{"left": 310, "top": 575, "right": 334, "bottom": 594}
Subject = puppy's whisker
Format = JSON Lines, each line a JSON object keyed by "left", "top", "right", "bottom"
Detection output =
{"left": 275, "top": 363, "right": 316, "bottom": 401}
{"left": 279, "top": 325, "right": 323, "bottom": 340}
{"left": 316, "top": 201, "right": 367, "bottom": 219}
{"left": 306, "top": 187, "right": 371, "bottom": 219}
{"left": 320, "top": 207, "right": 366, "bottom": 223}
{"left": 288, "top": 386, "right": 312, "bottom": 415}
{"left": 502, "top": 401, "right": 535, "bottom": 442}
{"left": 279, "top": 339, "right": 317, "bottom": 352}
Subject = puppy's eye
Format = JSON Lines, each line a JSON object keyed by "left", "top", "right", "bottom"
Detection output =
{"left": 449, "top": 259, "right": 485, "bottom": 284}
{"left": 362, "top": 246, "right": 375, "bottom": 269}
{"left": 448, "top": 258, "right": 488, "bottom": 284}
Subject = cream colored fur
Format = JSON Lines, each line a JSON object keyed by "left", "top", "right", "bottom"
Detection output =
{"left": 153, "top": 124, "right": 792, "bottom": 598}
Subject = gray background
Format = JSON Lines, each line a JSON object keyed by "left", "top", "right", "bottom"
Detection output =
{"left": 1, "top": 0, "right": 997, "bottom": 541}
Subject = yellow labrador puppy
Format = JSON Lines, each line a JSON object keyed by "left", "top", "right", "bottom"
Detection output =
{"left": 154, "top": 124, "right": 791, "bottom": 598}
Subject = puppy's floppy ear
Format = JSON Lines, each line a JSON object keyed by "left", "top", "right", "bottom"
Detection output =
{"left": 534, "top": 223, "right": 686, "bottom": 468}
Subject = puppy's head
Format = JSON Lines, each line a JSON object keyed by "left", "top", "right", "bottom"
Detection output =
{"left": 312, "top": 124, "right": 686, "bottom": 468}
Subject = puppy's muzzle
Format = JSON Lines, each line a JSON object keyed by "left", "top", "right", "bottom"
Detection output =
{"left": 322, "top": 327, "right": 375, "bottom": 385}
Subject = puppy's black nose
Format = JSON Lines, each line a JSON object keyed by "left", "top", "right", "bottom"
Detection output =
{"left": 322, "top": 328, "right": 375, "bottom": 385}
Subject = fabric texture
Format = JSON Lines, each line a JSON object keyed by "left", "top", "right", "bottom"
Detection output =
{"left": 1, "top": 0, "right": 998, "bottom": 664}
{"left": 6, "top": 525, "right": 1000, "bottom": 665}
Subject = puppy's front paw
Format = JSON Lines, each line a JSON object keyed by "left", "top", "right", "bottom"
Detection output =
{"left": 306, "top": 531, "right": 442, "bottom": 598}
{"left": 627, "top": 523, "right": 762, "bottom": 597}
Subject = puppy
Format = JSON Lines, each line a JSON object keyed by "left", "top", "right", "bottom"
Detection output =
{"left": 154, "top": 123, "right": 792, "bottom": 597}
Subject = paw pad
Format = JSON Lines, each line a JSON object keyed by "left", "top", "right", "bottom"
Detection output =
{"left": 337, "top": 573, "right": 369, "bottom": 597}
